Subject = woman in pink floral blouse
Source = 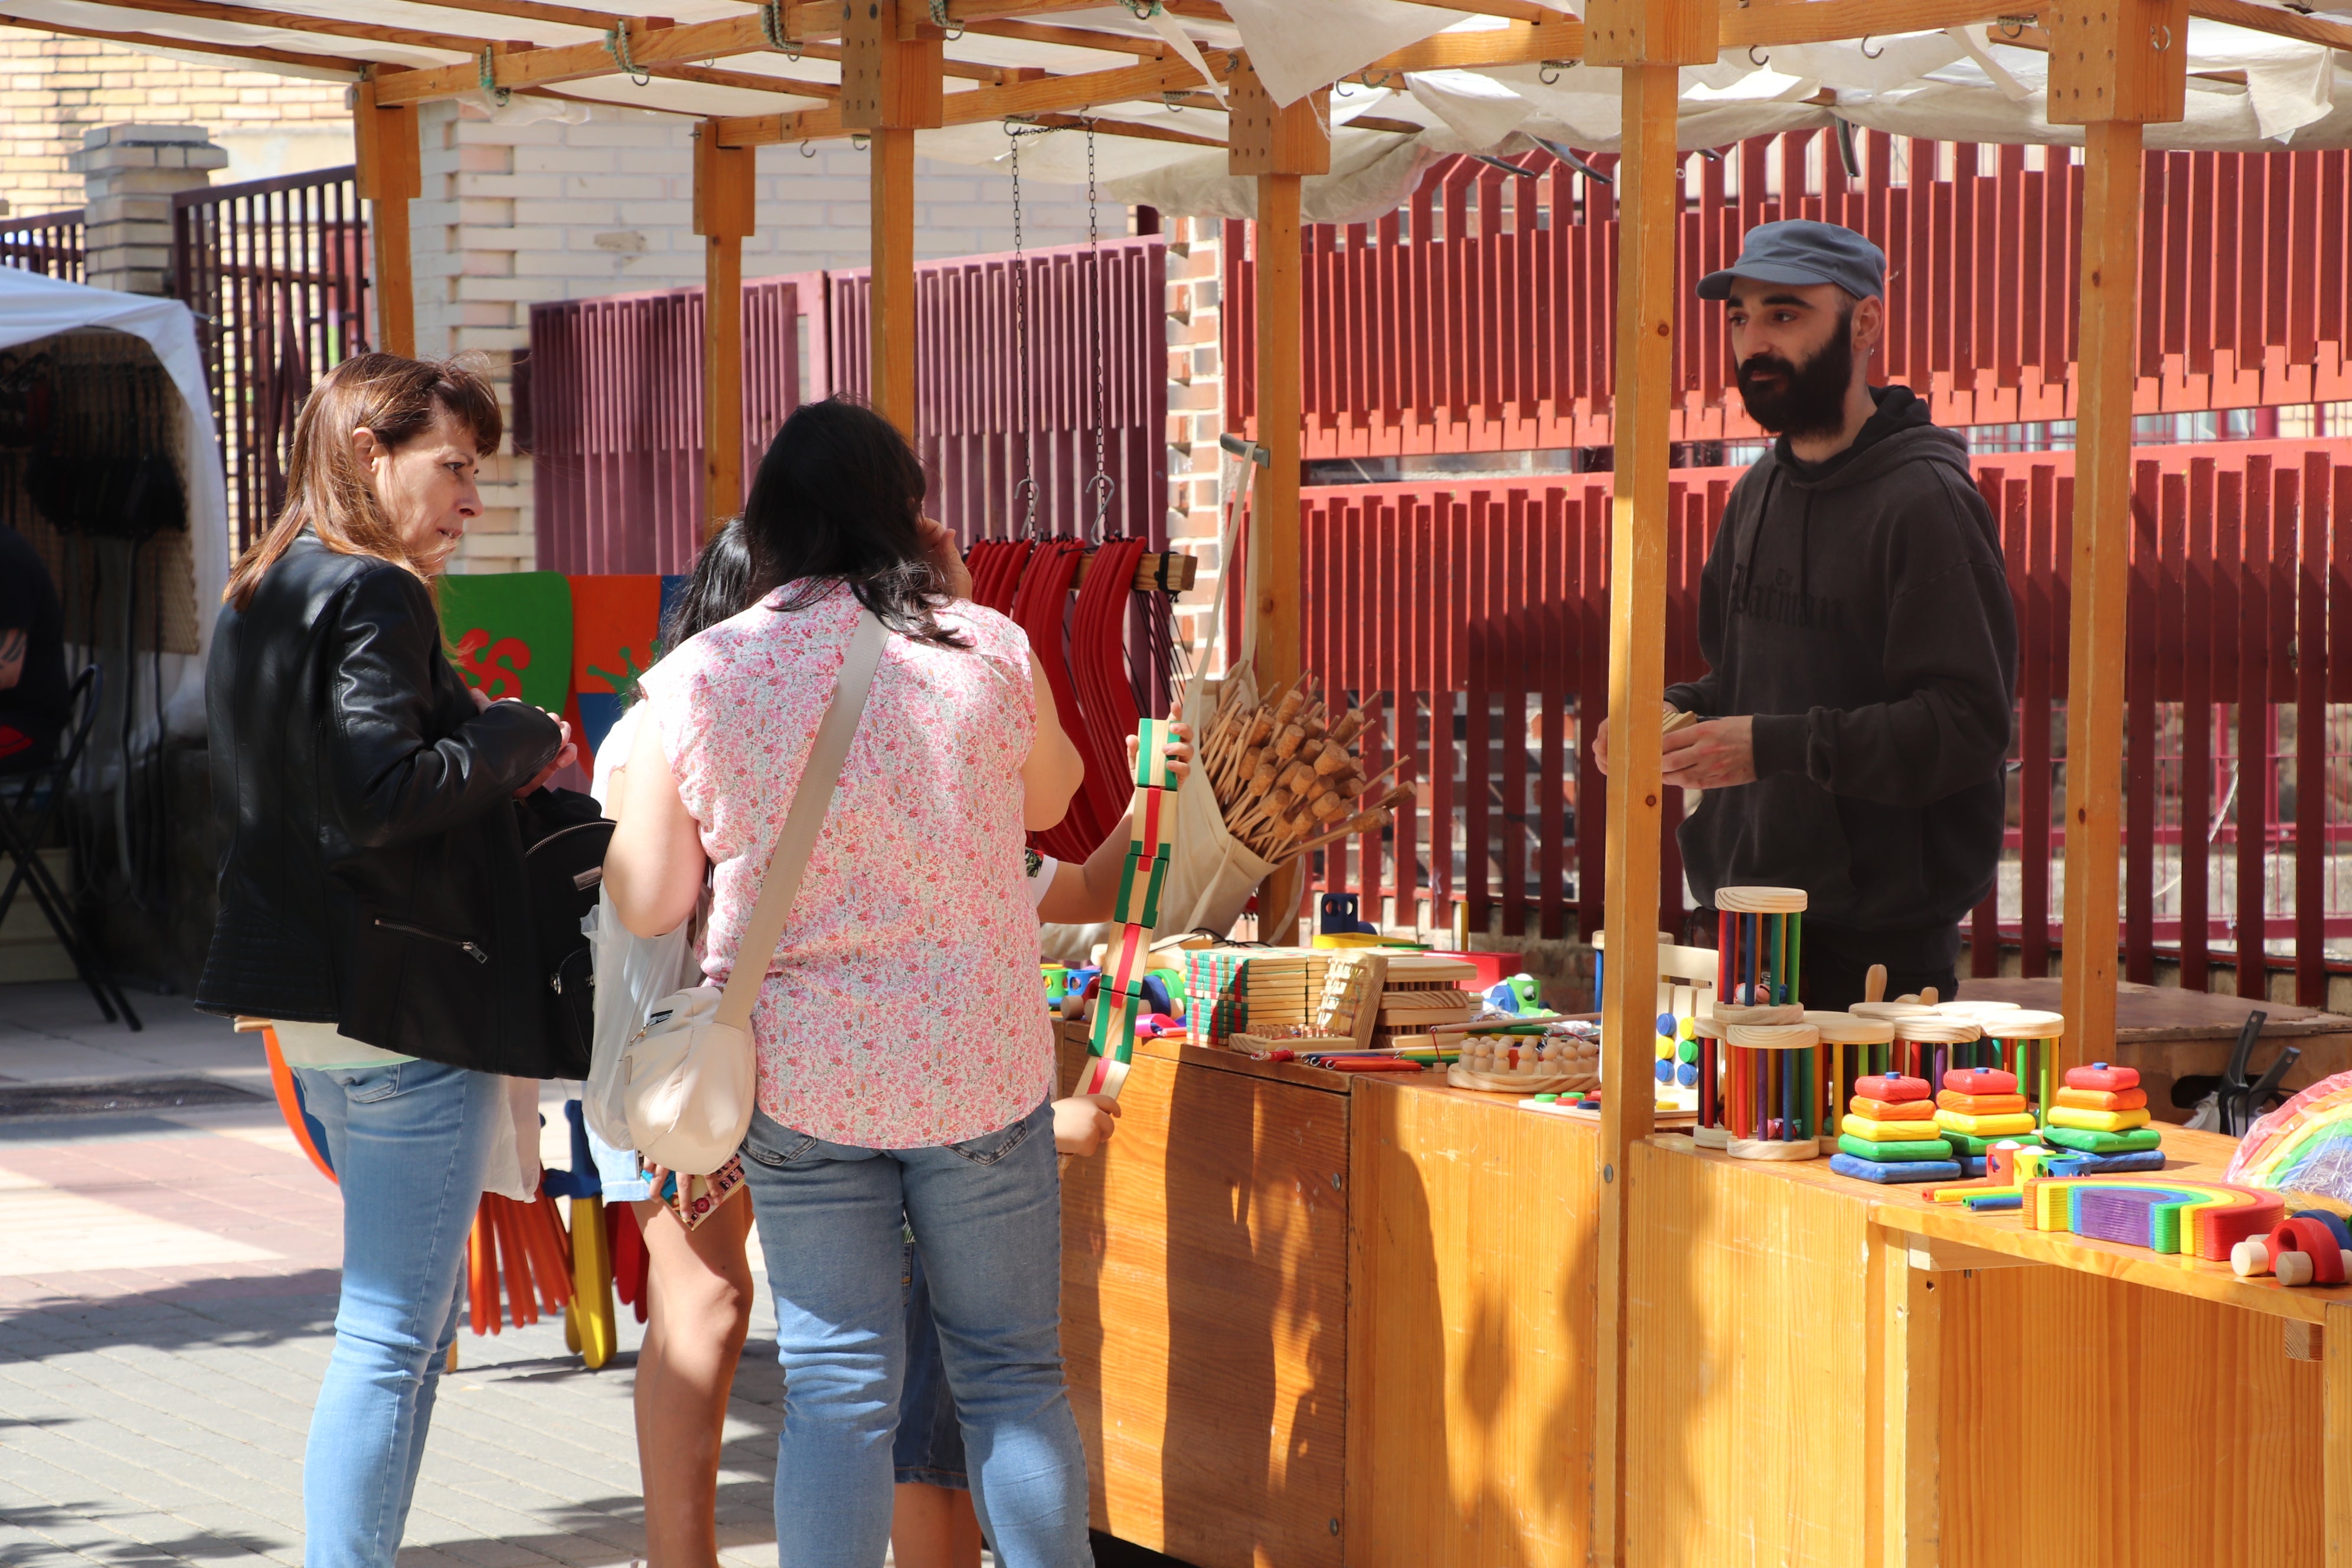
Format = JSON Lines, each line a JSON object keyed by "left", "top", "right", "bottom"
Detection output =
{"left": 605, "top": 396, "right": 1091, "bottom": 1567}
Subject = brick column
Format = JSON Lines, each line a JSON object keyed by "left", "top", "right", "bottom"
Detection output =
{"left": 74, "top": 123, "right": 226, "bottom": 295}
{"left": 1164, "top": 214, "right": 1228, "bottom": 662}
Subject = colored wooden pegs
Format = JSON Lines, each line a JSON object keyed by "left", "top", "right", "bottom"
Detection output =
{"left": 1134, "top": 717, "right": 1181, "bottom": 790}
{"left": 1113, "top": 844, "right": 1171, "bottom": 928}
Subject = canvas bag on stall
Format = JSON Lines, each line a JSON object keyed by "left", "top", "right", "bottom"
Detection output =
{"left": 612, "top": 609, "right": 888, "bottom": 1175}
{"left": 1040, "top": 450, "right": 1275, "bottom": 965}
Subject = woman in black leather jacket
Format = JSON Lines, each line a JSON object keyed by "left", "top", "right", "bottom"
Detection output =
{"left": 197, "top": 353, "right": 573, "bottom": 1568}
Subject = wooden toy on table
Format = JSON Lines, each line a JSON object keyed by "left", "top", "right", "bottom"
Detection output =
{"left": 1892, "top": 1012, "right": 1985, "bottom": 1099}
{"left": 1807, "top": 1010, "right": 1897, "bottom": 1155}
{"left": 1962, "top": 1007, "right": 2067, "bottom": 1121}
{"left": 1829, "top": 1070, "right": 1959, "bottom": 1183}
{"left": 2024, "top": 1175, "right": 2284, "bottom": 1260}
{"left": 1446, "top": 1026, "right": 1596, "bottom": 1094}
{"left": 2229, "top": 1215, "right": 2352, "bottom": 1285}
{"left": 1082, "top": 717, "right": 1179, "bottom": 1099}
{"left": 1723, "top": 1022, "right": 1824, "bottom": 1160}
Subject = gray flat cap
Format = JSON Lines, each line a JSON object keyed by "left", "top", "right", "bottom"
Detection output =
{"left": 1696, "top": 220, "right": 1886, "bottom": 302}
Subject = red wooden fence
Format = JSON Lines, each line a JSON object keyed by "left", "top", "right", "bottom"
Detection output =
{"left": 527, "top": 274, "right": 819, "bottom": 574}
{"left": 169, "top": 168, "right": 368, "bottom": 554}
{"left": 528, "top": 237, "right": 1167, "bottom": 574}
{"left": 1301, "top": 440, "right": 2352, "bottom": 1005}
{"left": 0, "top": 208, "right": 86, "bottom": 282}
{"left": 1228, "top": 135, "right": 2352, "bottom": 455}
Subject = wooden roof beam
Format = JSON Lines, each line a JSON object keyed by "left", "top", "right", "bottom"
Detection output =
{"left": 651, "top": 60, "right": 837, "bottom": 96}
{"left": 1349, "top": 13, "right": 1583, "bottom": 73}
{"left": 41, "top": 0, "right": 495, "bottom": 53}
{"left": 0, "top": 10, "right": 364, "bottom": 71}
{"left": 955, "top": 18, "right": 1167, "bottom": 57}
{"left": 2188, "top": 0, "right": 2352, "bottom": 53}
{"left": 1719, "top": 1, "right": 2015, "bottom": 48}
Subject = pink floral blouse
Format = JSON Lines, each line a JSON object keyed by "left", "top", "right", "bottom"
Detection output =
{"left": 637, "top": 586, "right": 1050, "bottom": 1148}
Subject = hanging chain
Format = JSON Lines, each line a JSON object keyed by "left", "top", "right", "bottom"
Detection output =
{"left": 604, "top": 22, "right": 649, "bottom": 86}
{"left": 758, "top": 0, "right": 802, "bottom": 60}
{"left": 477, "top": 48, "right": 511, "bottom": 106}
{"left": 1084, "top": 120, "right": 1116, "bottom": 537}
{"left": 1007, "top": 120, "right": 1054, "bottom": 537}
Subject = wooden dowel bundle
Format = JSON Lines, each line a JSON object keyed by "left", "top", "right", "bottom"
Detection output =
{"left": 1202, "top": 672, "right": 1407, "bottom": 864}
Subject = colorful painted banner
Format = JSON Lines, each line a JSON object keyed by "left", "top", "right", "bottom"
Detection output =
{"left": 439, "top": 573, "right": 689, "bottom": 783}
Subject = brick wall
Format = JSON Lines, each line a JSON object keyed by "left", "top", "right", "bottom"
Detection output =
{"left": 411, "top": 101, "right": 1112, "bottom": 571}
{"left": 1162, "top": 214, "right": 1229, "bottom": 664}
{"left": 0, "top": 34, "right": 348, "bottom": 212}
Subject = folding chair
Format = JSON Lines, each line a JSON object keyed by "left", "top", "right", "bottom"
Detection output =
{"left": 0, "top": 664, "right": 141, "bottom": 1030}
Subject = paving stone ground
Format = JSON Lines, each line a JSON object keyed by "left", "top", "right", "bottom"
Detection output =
{"left": 0, "top": 984, "right": 792, "bottom": 1568}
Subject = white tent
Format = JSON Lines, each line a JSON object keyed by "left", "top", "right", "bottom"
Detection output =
{"left": 0, "top": 264, "right": 231, "bottom": 736}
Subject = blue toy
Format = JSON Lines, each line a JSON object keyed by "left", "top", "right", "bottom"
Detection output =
{"left": 1319, "top": 893, "right": 1380, "bottom": 936}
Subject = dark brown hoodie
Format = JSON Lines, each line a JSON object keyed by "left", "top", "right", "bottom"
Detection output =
{"left": 1664, "top": 385, "right": 2017, "bottom": 972}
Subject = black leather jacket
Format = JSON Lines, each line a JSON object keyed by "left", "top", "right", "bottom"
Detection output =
{"left": 197, "top": 535, "right": 569, "bottom": 1075}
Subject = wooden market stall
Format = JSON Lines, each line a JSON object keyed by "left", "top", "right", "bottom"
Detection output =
{"left": 32, "top": 0, "right": 2352, "bottom": 1563}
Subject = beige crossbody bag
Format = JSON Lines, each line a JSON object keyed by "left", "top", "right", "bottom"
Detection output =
{"left": 620, "top": 608, "right": 888, "bottom": 1175}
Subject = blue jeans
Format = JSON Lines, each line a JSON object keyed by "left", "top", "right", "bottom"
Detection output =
{"left": 894, "top": 1242, "right": 967, "bottom": 1489}
{"left": 292, "top": 1059, "right": 501, "bottom": 1568}
{"left": 740, "top": 1099, "right": 1090, "bottom": 1568}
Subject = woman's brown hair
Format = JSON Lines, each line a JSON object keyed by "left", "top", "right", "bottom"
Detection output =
{"left": 223, "top": 352, "right": 503, "bottom": 609}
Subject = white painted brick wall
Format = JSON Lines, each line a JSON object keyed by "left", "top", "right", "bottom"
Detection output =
{"left": 410, "top": 102, "right": 1111, "bottom": 570}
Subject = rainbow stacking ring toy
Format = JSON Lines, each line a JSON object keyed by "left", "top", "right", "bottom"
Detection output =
{"left": 2026, "top": 1176, "right": 2284, "bottom": 1262}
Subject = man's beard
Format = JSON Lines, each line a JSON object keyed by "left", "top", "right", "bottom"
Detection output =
{"left": 1735, "top": 308, "right": 1854, "bottom": 439}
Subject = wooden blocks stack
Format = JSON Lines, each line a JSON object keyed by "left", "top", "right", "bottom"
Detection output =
{"left": 1934, "top": 1066, "right": 2041, "bottom": 1168}
{"left": 1367, "top": 954, "right": 1483, "bottom": 1050}
{"left": 1082, "top": 718, "right": 1179, "bottom": 1100}
{"left": 1829, "top": 1073, "right": 1961, "bottom": 1184}
{"left": 1185, "top": 949, "right": 1331, "bottom": 1048}
{"left": 2042, "top": 1061, "right": 2162, "bottom": 1155}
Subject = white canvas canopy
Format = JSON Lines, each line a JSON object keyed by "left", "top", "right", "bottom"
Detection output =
{"left": 3, "top": 0, "right": 2346, "bottom": 220}
{"left": 0, "top": 264, "right": 230, "bottom": 733}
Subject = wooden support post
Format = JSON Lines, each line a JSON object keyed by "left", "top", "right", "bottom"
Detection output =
{"left": 1229, "top": 63, "right": 1327, "bottom": 946}
{"left": 2050, "top": 2, "right": 2184, "bottom": 1070}
{"left": 351, "top": 76, "right": 420, "bottom": 358}
{"left": 842, "top": 0, "right": 940, "bottom": 437}
{"left": 694, "top": 122, "right": 755, "bottom": 535}
{"left": 870, "top": 126, "right": 917, "bottom": 436}
{"left": 1871, "top": 1233, "right": 1943, "bottom": 1568}
{"left": 1585, "top": 0, "right": 1711, "bottom": 1557}
{"left": 2326, "top": 1299, "right": 2352, "bottom": 1568}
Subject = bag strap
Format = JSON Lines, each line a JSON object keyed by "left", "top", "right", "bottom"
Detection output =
{"left": 716, "top": 607, "right": 888, "bottom": 1032}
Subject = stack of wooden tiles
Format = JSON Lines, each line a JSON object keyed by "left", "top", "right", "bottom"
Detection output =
{"left": 2041, "top": 1060, "right": 2161, "bottom": 1158}
{"left": 1830, "top": 1074, "right": 1961, "bottom": 1184}
{"left": 1933, "top": 1066, "right": 2043, "bottom": 1172}
{"left": 1184, "top": 949, "right": 1332, "bottom": 1048}
{"left": 1367, "top": 955, "right": 1484, "bottom": 1050}
{"left": 1082, "top": 718, "right": 1178, "bottom": 1099}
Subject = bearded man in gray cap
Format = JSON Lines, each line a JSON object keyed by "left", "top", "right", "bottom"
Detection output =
{"left": 1597, "top": 219, "right": 2017, "bottom": 1010}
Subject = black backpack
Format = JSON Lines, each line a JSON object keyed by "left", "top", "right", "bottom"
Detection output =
{"left": 515, "top": 786, "right": 613, "bottom": 1079}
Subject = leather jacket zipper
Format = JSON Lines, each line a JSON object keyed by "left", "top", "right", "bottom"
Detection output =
{"left": 374, "top": 917, "right": 489, "bottom": 965}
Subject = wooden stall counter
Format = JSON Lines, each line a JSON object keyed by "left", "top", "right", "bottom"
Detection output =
{"left": 1958, "top": 976, "right": 2352, "bottom": 1120}
{"left": 1625, "top": 1125, "right": 2350, "bottom": 1568}
{"left": 1053, "top": 1023, "right": 1605, "bottom": 1568}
